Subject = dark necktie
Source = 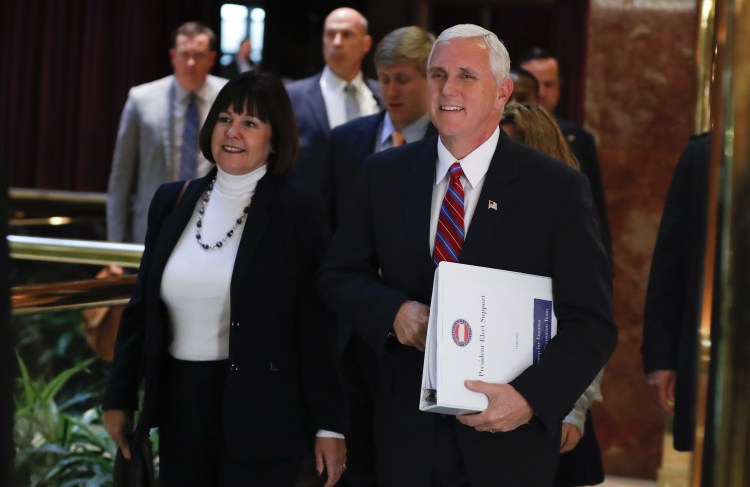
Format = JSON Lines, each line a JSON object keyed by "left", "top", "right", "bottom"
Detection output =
{"left": 179, "top": 94, "right": 198, "bottom": 180}
{"left": 433, "top": 162, "right": 465, "bottom": 266}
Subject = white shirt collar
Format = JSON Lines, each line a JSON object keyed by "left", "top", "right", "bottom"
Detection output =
{"left": 435, "top": 127, "right": 500, "bottom": 187}
{"left": 174, "top": 77, "right": 207, "bottom": 104}
{"left": 321, "top": 65, "right": 366, "bottom": 93}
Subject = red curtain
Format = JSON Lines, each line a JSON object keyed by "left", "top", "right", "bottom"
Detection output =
{"left": 554, "top": 0, "right": 590, "bottom": 124}
{"left": 0, "top": 0, "right": 219, "bottom": 192}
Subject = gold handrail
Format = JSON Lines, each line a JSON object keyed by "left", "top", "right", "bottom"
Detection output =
{"left": 11, "top": 275, "right": 137, "bottom": 315}
{"left": 10, "top": 188, "right": 107, "bottom": 205}
{"left": 8, "top": 235, "right": 143, "bottom": 268}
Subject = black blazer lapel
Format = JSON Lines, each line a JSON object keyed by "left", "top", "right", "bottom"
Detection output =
{"left": 358, "top": 112, "right": 385, "bottom": 156}
{"left": 460, "top": 132, "right": 523, "bottom": 264}
{"left": 230, "top": 173, "right": 278, "bottom": 304}
{"left": 365, "top": 78, "right": 384, "bottom": 109}
{"left": 403, "top": 138, "right": 438, "bottom": 270}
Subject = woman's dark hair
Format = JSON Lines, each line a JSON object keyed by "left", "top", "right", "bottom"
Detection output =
{"left": 199, "top": 71, "right": 299, "bottom": 176}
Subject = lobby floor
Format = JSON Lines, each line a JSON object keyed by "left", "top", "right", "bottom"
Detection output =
{"left": 601, "top": 477, "right": 657, "bottom": 486}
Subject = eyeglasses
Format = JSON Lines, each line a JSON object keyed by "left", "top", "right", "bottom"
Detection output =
{"left": 176, "top": 51, "right": 209, "bottom": 62}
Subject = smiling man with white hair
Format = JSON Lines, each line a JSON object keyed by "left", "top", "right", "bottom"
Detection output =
{"left": 319, "top": 23, "right": 616, "bottom": 486}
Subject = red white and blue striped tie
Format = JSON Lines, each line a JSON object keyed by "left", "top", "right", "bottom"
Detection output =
{"left": 433, "top": 162, "right": 465, "bottom": 266}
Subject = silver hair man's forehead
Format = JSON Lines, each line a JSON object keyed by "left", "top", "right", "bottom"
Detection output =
{"left": 427, "top": 24, "right": 510, "bottom": 81}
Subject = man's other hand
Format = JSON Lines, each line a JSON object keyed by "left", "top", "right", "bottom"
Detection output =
{"left": 393, "top": 301, "right": 429, "bottom": 351}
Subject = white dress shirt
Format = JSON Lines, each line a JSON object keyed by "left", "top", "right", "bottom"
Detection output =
{"left": 429, "top": 127, "right": 501, "bottom": 252}
{"left": 319, "top": 66, "right": 380, "bottom": 129}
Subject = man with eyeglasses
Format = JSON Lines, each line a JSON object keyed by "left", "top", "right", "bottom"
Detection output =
{"left": 107, "top": 21, "right": 227, "bottom": 244}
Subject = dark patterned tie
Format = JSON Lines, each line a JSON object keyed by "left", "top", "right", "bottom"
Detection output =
{"left": 433, "top": 162, "right": 465, "bottom": 266}
{"left": 179, "top": 94, "right": 198, "bottom": 180}
{"left": 344, "top": 83, "right": 361, "bottom": 122}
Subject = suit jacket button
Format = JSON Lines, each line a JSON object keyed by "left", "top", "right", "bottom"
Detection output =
{"left": 231, "top": 363, "right": 238, "bottom": 371}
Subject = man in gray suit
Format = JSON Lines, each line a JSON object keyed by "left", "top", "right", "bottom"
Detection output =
{"left": 106, "top": 21, "right": 227, "bottom": 243}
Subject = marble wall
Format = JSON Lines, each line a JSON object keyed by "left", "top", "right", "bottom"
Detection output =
{"left": 585, "top": 0, "right": 700, "bottom": 479}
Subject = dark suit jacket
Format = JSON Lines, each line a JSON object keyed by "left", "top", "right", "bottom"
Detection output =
{"left": 642, "top": 132, "right": 710, "bottom": 451}
{"left": 556, "top": 117, "right": 612, "bottom": 263}
{"left": 326, "top": 111, "right": 438, "bottom": 228}
{"left": 318, "top": 132, "right": 617, "bottom": 486}
{"left": 103, "top": 168, "right": 345, "bottom": 462}
{"left": 221, "top": 59, "right": 258, "bottom": 80}
{"left": 286, "top": 72, "right": 381, "bottom": 196}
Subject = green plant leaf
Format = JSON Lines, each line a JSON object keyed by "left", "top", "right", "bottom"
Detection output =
{"left": 40, "top": 357, "right": 96, "bottom": 402}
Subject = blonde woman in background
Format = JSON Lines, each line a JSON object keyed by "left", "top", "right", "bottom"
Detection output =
{"left": 501, "top": 102, "right": 580, "bottom": 170}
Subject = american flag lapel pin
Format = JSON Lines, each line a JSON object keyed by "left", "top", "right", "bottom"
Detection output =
{"left": 488, "top": 200, "right": 498, "bottom": 211}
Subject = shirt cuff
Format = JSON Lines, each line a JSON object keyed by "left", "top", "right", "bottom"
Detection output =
{"left": 316, "top": 429, "right": 345, "bottom": 439}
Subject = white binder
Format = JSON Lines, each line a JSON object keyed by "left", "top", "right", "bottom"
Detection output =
{"left": 419, "top": 262, "right": 557, "bottom": 415}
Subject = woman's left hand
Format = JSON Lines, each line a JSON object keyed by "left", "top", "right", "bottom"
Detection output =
{"left": 315, "top": 436, "right": 347, "bottom": 487}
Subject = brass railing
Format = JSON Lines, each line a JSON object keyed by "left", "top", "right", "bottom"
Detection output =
{"left": 10, "top": 188, "right": 107, "bottom": 205}
{"left": 9, "top": 236, "right": 143, "bottom": 315}
{"left": 12, "top": 275, "right": 137, "bottom": 315}
{"left": 9, "top": 236, "right": 142, "bottom": 268}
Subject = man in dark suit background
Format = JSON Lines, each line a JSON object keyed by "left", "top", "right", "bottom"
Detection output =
{"left": 286, "top": 7, "right": 381, "bottom": 195}
{"left": 642, "top": 132, "right": 710, "bottom": 451}
{"left": 319, "top": 24, "right": 617, "bottom": 486}
{"left": 518, "top": 48, "right": 612, "bottom": 260}
{"left": 324, "top": 26, "right": 436, "bottom": 487}
{"left": 221, "top": 37, "right": 258, "bottom": 79}
{"left": 327, "top": 26, "right": 437, "bottom": 227}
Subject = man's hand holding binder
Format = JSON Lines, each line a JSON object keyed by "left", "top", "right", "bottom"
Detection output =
{"left": 456, "top": 381, "right": 534, "bottom": 433}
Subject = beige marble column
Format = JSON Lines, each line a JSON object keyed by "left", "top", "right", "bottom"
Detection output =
{"left": 585, "top": 0, "right": 700, "bottom": 478}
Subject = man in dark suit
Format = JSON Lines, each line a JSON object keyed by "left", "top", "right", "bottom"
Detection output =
{"left": 642, "top": 132, "right": 710, "bottom": 451}
{"left": 325, "top": 26, "right": 436, "bottom": 487}
{"left": 518, "top": 48, "right": 612, "bottom": 260}
{"left": 319, "top": 24, "right": 617, "bottom": 486}
{"left": 221, "top": 37, "right": 258, "bottom": 79}
{"left": 286, "top": 7, "right": 381, "bottom": 195}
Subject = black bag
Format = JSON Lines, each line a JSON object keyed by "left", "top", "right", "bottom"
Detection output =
{"left": 113, "top": 435, "right": 154, "bottom": 487}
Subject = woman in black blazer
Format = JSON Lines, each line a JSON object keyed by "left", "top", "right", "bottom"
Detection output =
{"left": 103, "top": 71, "right": 347, "bottom": 487}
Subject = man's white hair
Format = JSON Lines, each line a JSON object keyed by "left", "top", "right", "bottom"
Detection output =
{"left": 427, "top": 24, "right": 510, "bottom": 82}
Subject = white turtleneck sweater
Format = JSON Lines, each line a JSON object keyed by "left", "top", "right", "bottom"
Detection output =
{"left": 161, "top": 164, "right": 267, "bottom": 361}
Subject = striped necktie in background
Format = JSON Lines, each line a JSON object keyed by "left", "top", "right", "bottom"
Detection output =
{"left": 433, "top": 162, "right": 465, "bottom": 266}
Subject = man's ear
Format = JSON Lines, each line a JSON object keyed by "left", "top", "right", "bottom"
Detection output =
{"left": 497, "top": 76, "right": 514, "bottom": 109}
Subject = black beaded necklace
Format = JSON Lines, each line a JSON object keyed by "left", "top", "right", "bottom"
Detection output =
{"left": 195, "top": 177, "right": 251, "bottom": 250}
